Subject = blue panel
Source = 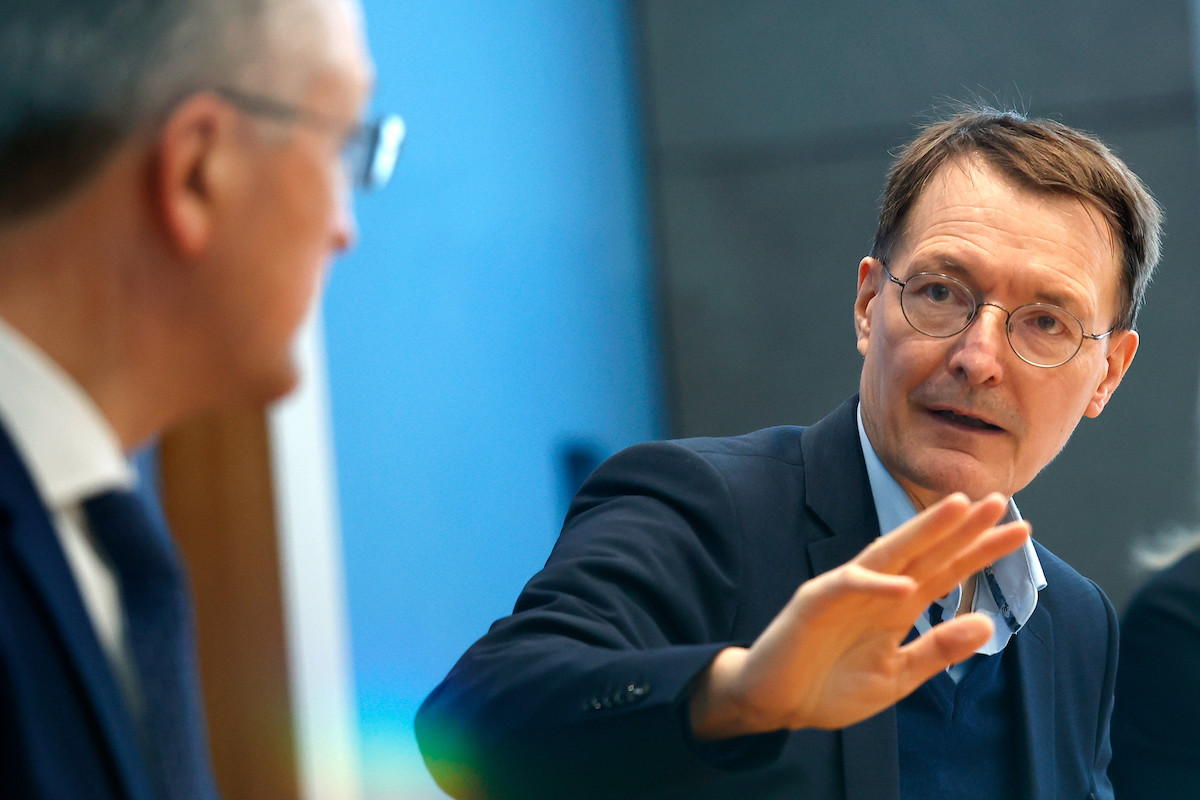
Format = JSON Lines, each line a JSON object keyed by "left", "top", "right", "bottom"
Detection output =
{"left": 323, "top": 2, "right": 662, "bottom": 794}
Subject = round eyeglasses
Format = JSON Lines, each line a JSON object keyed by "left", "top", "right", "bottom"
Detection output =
{"left": 880, "top": 262, "right": 1115, "bottom": 368}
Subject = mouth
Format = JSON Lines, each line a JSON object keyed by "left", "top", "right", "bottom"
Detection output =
{"left": 930, "top": 408, "right": 1005, "bottom": 433}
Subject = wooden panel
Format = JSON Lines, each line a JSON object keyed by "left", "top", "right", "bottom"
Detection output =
{"left": 158, "top": 405, "right": 300, "bottom": 800}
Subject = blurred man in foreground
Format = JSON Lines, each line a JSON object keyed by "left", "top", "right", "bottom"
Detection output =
{"left": 0, "top": 0, "right": 400, "bottom": 796}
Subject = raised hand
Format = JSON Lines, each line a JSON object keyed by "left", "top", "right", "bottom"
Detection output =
{"left": 688, "top": 492, "right": 1029, "bottom": 739}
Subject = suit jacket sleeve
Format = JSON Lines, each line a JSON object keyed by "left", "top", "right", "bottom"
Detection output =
{"left": 414, "top": 437, "right": 794, "bottom": 799}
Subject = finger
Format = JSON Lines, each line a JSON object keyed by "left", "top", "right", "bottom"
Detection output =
{"left": 859, "top": 492, "right": 1007, "bottom": 576}
{"left": 900, "top": 501, "right": 1028, "bottom": 590}
{"left": 894, "top": 612, "right": 995, "bottom": 687}
{"left": 904, "top": 494, "right": 1016, "bottom": 580}
{"left": 785, "top": 563, "right": 918, "bottom": 626}
{"left": 916, "top": 519, "right": 1030, "bottom": 604}
{"left": 856, "top": 493, "right": 972, "bottom": 572}
{"left": 829, "top": 562, "right": 918, "bottom": 596}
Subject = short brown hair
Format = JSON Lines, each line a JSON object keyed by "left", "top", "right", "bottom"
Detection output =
{"left": 871, "top": 107, "right": 1162, "bottom": 331}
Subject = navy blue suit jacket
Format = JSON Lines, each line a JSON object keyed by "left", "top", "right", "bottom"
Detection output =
{"left": 0, "top": 420, "right": 158, "bottom": 799}
{"left": 417, "top": 397, "right": 1117, "bottom": 799}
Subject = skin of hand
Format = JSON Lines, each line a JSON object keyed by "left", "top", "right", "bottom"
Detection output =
{"left": 688, "top": 492, "right": 1029, "bottom": 740}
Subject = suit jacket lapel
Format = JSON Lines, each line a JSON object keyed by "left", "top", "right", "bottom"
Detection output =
{"left": 1011, "top": 604, "right": 1056, "bottom": 800}
{"left": 841, "top": 711, "right": 900, "bottom": 800}
{"left": 0, "top": 423, "right": 152, "bottom": 800}
{"left": 802, "top": 396, "right": 900, "bottom": 800}
{"left": 803, "top": 396, "right": 880, "bottom": 571}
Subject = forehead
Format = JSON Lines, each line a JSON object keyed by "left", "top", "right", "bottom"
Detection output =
{"left": 320, "top": 0, "right": 374, "bottom": 82}
{"left": 897, "top": 157, "right": 1122, "bottom": 313}
{"left": 262, "top": 0, "right": 374, "bottom": 100}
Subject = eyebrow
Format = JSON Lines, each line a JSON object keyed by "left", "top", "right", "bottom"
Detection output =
{"left": 912, "top": 255, "right": 1092, "bottom": 317}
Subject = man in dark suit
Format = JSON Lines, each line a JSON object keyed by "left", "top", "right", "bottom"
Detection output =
{"left": 416, "top": 108, "right": 1161, "bottom": 799}
{"left": 0, "top": 1, "right": 400, "bottom": 797}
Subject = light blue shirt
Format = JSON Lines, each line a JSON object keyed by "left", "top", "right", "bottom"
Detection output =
{"left": 856, "top": 404, "right": 1046, "bottom": 681}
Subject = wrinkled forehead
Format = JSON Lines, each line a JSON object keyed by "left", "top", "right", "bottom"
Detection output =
{"left": 905, "top": 157, "right": 1124, "bottom": 313}
{"left": 906, "top": 155, "right": 1121, "bottom": 262}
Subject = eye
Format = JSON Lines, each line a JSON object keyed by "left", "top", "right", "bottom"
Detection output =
{"left": 919, "top": 280, "right": 957, "bottom": 304}
{"left": 1015, "top": 305, "right": 1074, "bottom": 337}
{"left": 1033, "top": 314, "right": 1064, "bottom": 334}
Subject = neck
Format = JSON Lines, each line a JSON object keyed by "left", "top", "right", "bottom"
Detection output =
{"left": 0, "top": 171, "right": 210, "bottom": 451}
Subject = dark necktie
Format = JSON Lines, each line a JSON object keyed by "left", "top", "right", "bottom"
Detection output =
{"left": 83, "top": 489, "right": 218, "bottom": 800}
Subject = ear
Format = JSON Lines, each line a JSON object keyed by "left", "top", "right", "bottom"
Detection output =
{"left": 152, "top": 93, "right": 243, "bottom": 258}
{"left": 1084, "top": 328, "right": 1138, "bottom": 418}
{"left": 854, "top": 257, "right": 880, "bottom": 357}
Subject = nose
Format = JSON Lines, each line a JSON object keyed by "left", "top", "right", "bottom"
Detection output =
{"left": 947, "top": 302, "right": 1010, "bottom": 385}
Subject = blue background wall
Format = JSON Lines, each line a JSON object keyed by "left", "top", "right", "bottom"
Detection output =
{"left": 322, "top": 3, "right": 662, "bottom": 795}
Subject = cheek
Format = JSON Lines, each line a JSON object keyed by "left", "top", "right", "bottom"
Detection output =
{"left": 270, "top": 246, "right": 325, "bottom": 336}
{"left": 859, "top": 348, "right": 913, "bottom": 447}
{"left": 1015, "top": 376, "right": 1094, "bottom": 459}
{"left": 866, "top": 334, "right": 938, "bottom": 395}
{"left": 278, "top": 140, "right": 343, "bottom": 229}
{"left": 276, "top": 174, "right": 340, "bottom": 275}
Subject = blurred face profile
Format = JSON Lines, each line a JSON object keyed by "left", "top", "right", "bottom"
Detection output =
{"left": 205, "top": 0, "right": 373, "bottom": 404}
{"left": 853, "top": 156, "right": 1136, "bottom": 508}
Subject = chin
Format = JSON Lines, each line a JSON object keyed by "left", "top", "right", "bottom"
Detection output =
{"left": 903, "top": 457, "right": 1012, "bottom": 504}
{"left": 267, "top": 371, "right": 302, "bottom": 405}
{"left": 248, "top": 359, "right": 303, "bottom": 407}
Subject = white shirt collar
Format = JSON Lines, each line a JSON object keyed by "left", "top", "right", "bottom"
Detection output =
{"left": 855, "top": 402, "right": 1046, "bottom": 656}
{"left": 0, "top": 315, "right": 133, "bottom": 507}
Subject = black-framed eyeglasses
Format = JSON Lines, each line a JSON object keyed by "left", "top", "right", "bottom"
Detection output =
{"left": 879, "top": 261, "right": 1114, "bottom": 368}
{"left": 215, "top": 86, "right": 405, "bottom": 192}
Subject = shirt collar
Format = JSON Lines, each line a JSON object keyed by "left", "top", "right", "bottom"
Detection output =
{"left": 0, "top": 316, "right": 133, "bottom": 509}
{"left": 855, "top": 402, "right": 1046, "bottom": 654}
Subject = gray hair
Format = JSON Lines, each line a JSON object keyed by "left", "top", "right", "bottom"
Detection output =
{"left": 0, "top": 0, "right": 325, "bottom": 219}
